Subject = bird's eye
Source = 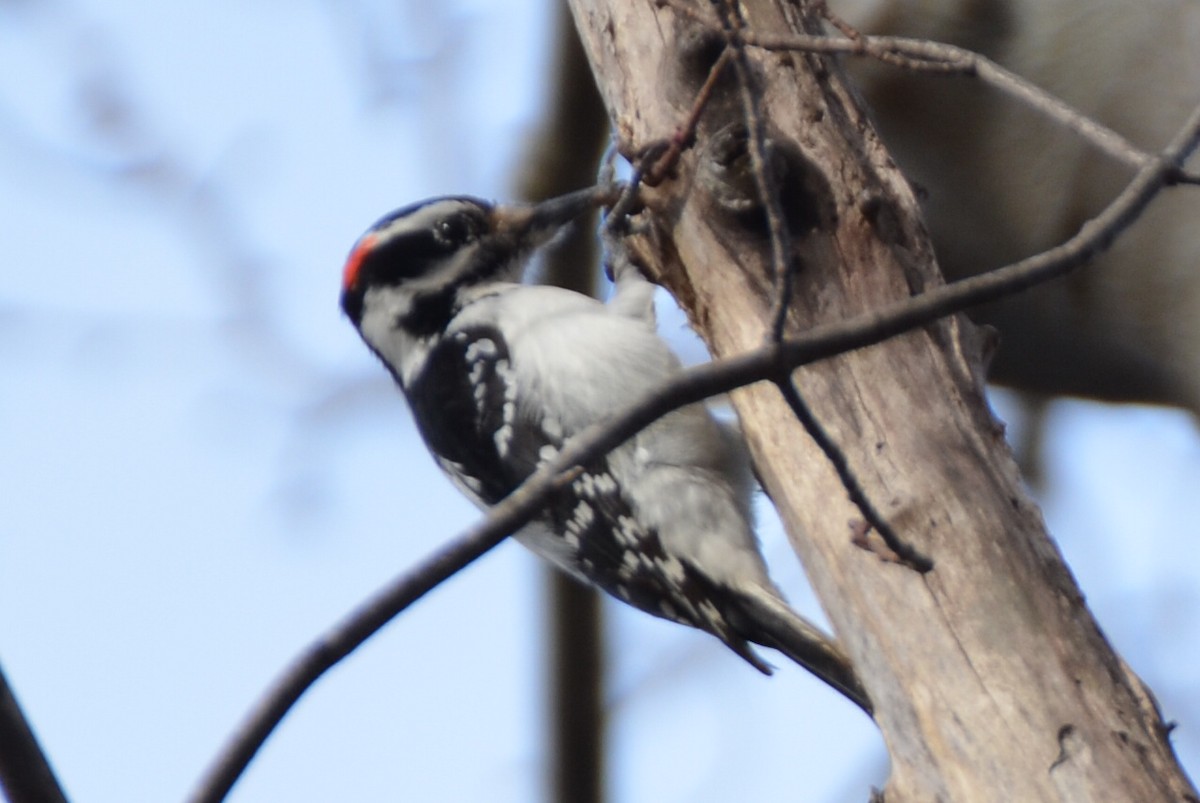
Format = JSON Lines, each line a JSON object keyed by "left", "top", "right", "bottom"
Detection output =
{"left": 433, "top": 213, "right": 478, "bottom": 248}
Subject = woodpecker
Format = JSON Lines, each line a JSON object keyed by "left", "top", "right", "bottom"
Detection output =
{"left": 340, "top": 187, "right": 870, "bottom": 713}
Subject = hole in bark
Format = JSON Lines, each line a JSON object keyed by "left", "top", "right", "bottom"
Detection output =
{"left": 666, "top": 22, "right": 737, "bottom": 111}
{"left": 699, "top": 123, "right": 834, "bottom": 238}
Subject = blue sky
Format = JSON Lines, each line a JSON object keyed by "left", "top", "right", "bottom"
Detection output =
{"left": 1, "top": 1, "right": 1197, "bottom": 801}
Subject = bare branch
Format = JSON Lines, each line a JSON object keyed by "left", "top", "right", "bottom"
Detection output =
{"left": 714, "top": 0, "right": 927, "bottom": 569}
{"left": 189, "top": 101, "right": 1200, "bottom": 803}
{"left": 775, "top": 376, "right": 932, "bottom": 571}
{"left": 660, "top": 0, "right": 1162, "bottom": 174}
{"left": 643, "top": 46, "right": 733, "bottom": 186}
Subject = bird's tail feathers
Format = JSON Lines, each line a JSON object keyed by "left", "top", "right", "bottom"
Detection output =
{"left": 732, "top": 585, "right": 874, "bottom": 716}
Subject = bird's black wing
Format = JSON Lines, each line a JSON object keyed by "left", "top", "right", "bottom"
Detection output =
{"left": 406, "top": 324, "right": 769, "bottom": 670}
{"left": 406, "top": 325, "right": 534, "bottom": 505}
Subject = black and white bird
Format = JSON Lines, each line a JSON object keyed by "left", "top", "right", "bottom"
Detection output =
{"left": 340, "top": 187, "right": 870, "bottom": 713}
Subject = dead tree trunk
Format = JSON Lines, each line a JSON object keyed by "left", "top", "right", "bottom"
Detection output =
{"left": 568, "top": 0, "right": 1197, "bottom": 799}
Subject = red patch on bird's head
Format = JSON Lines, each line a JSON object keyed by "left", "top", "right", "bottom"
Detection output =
{"left": 342, "top": 233, "right": 377, "bottom": 292}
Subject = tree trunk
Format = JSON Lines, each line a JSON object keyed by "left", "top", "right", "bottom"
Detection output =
{"left": 567, "top": 0, "right": 1197, "bottom": 799}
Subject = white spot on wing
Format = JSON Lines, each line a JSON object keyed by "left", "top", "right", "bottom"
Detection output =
{"left": 571, "top": 471, "right": 621, "bottom": 502}
{"left": 494, "top": 359, "right": 517, "bottom": 456}
{"left": 656, "top": 555, "right": 686, "bottom": 584}
{"left": 565, "top": 502, "right": 594, "bottom": 537}
{"left": 615, "top": 515, "right": 640, "bottom": 547}
{"left": 465, "top": 338, "right": 498, "bottom": 361}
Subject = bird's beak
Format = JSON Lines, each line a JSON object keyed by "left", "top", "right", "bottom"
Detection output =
{"left": 489, "top": 185, "right": 617, "bottom": 247}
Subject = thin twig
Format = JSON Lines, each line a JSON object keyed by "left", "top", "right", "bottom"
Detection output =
{"left": 662, "top": 1, "right": 1158, "bottom": 173}
{"left": 188, "top": 103, "right": 1200, "bottom": 803}
{"left": 711, "top": 0, "right": 796, "bottom": 342}
{"left": 812, "top": 0, "right": 863, "bottom": 43}
{"left": 644, "top": 46, "right": 734, "bottom": 186}
{"left": 722, "top": 0, "right": 917, "bottom": 564}
{"left": 776, "top": 376, "right": 933, "bottom": 572}
{"left": 599, "top": 144, "right": 648, "bottom": 232}
{"left": 601, "top": 147, "right": 655, "bottom": 261}
{"left": 857, "top": 35, "right": 1152, "bottom": 171}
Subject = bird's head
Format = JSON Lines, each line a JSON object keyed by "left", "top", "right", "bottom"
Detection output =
{"left": 340, "top": 188, "right": 608, "bottom": 333}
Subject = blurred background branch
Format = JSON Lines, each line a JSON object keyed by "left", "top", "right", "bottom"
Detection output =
{"left": 0, "top": 662, "right": 68, "bottom": 803}
{"left": 515, "top": 6, "right": 611, "bottom": 802}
